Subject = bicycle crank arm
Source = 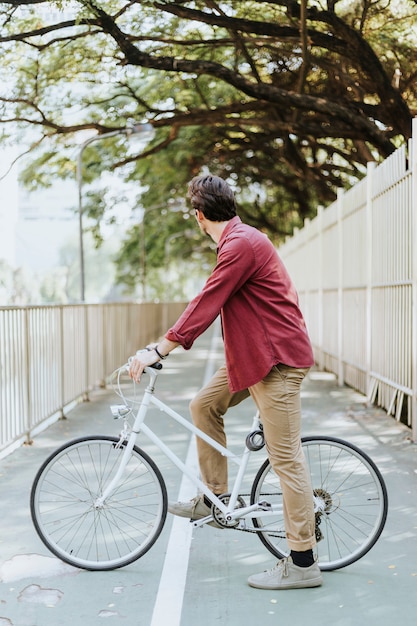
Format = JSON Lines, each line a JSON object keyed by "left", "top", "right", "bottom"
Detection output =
{"left": 191, "top": 515, "right": 214, "bottom": 528}
{"left": 223, "top": 500, "right": 272, "bottom": 521}
{"left": 192, "top": 501, "right": 275, "bottom": 527}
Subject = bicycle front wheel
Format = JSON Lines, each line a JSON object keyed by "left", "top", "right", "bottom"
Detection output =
{"left": 30, "top": 436, "right": 167, "bottom": 571}
{"left": 250, "top": 436, "right": 388, "bottom": 571}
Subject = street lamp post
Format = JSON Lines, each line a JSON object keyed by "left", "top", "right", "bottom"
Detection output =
{"left": 76, "top": 122, "right": 155, "bottom": 302}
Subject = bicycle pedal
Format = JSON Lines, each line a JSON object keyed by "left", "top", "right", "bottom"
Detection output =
{"left": 258, "top": 500, "right": 272, "bottom": 511}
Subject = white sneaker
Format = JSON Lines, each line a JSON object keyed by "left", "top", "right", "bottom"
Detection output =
{"left": 248, "top": 556, "right": 323, "bottom": 589}
{"left": 168, "top": 495, "right": 223, "bottom": 528}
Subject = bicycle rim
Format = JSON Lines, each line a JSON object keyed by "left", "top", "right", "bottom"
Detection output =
{"left": 30, "top": 436, "right": 167, "bottom": 571}
{"left": 251, "top": 436, "right": 388, "bottom": 571}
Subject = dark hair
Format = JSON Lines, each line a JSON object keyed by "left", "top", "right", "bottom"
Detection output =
{"left": 187, "top": 174, "right": 237, "bottom": 221}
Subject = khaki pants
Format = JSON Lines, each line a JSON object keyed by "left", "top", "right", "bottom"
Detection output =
{"left": 189, "top": 364, "right": 316, "bottom": 551}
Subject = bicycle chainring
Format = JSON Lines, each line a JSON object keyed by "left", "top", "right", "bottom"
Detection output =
{"left": 212, "top": 494, "right": 247, "bottom": 528}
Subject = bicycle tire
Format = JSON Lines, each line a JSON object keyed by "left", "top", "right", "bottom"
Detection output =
{"left": 30, "top": 435, "right": 167, "bottom": 571}
{"left": 250, "top": 435, "right": 388, "bottom": 571}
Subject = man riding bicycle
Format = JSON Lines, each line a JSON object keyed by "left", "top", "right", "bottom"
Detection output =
{"left": 129, "top": 174, "right": 322, "bottom": 590}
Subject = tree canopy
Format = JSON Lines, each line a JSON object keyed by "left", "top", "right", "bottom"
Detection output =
{"left": 0, "top": 0, "right": 416, "bottom": 292}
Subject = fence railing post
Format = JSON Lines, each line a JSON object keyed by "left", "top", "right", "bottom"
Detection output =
{"left": 83, "top": 304, "right": 89, "bottom": 401}
{"left": 366, "top": 161, "right": 376, "bottom": 399}
{"left": 59, "top": 305, "right": 65, "bottom": 418}
{"left": 317, "top": 206, "right": 324, "bottom": 371}
{"left": 23, "top": 307, "right": 32, "bottom": 443}
{"left": 337, "top": 188, "right": 344, "bottom": 387}
{"left": 411, "top": 118, "right": 417, "bottom": 442}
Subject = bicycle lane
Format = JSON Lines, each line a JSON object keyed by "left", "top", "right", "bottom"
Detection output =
{"left": 0, "top": 325, "right": 222, "bottom": 626}
{"left": 1, "top": 321, "right": 417, "bottom": 626}
{"left": 148, "top": 319, "right": 222, "bottom": 626}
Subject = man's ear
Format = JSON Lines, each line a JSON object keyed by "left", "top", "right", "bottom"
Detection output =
{"left": 195, "top": 209, "right": 204, "bottom": 222}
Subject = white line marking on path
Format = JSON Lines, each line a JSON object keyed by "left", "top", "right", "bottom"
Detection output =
{"left": 150, "top": 321, "right": 221, "bottom": 626}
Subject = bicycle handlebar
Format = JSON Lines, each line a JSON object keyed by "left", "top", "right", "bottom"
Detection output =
{"left": 149, "top": 362, "right": 163, "bottom": 370}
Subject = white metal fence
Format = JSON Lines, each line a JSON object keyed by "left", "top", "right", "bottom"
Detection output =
{"left": 3, "top": 122, "right": 417, "bottom": 452}
{"left": 0, "top": 301, "right": 186, "bottom": 458}
{"left": 279, "top": 118, "right": 417, "bottom": 442}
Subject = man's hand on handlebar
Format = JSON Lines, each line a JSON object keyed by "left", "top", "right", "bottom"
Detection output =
{"left": 128, "top": 348, "right": 159, "bottom": 383}
{"left": 129, "top": 338, "right": 179, "bottom": 382}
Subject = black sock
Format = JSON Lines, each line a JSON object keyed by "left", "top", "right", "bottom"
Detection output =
{"left": 290, "top": 549, "right": 314, "bottom": 568}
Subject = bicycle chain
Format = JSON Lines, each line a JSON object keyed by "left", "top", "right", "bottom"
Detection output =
{"left": 212, "top": 492, "right": 286, "bottom": 538}
{"left": 212, "top": 492, "right": 317, "bottom": 541}
{"left": 232, "top": 525, "right": 286, "bottom": 539}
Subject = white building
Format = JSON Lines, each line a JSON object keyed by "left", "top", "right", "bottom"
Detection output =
{"left": 0, "top": 148, "right": 83, "bottom": 304}
{"left": 0, "top": 148, "right": 19, "bottom": 267}
{"left": 17, "top": 181, "right": 78, "bottom": 272}
{"left": 0, "top": 149, "right": 78, "bottom": 272}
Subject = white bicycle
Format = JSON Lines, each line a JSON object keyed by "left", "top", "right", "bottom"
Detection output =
{"left": 31, "top": 362, "right": 388, "bottom": 572}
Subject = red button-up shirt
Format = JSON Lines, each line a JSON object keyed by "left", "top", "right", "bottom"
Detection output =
{"left": 166, "top": 216, "right": 314, "bottom": 392}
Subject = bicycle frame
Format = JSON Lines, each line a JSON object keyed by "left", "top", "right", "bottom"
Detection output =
{"left": 97, "top": 366, "right": 276, "bottom": 527}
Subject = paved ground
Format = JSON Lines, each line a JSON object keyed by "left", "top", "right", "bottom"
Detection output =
{"left": 0, "top": 325, "right": 416, "bottom": 626}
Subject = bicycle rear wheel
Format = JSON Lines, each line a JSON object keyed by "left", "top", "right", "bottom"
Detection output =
{"left": 30, "top": 436, "right": 167, "bottom": 571}
{"left": 250, "top": 436, "right": 388, "bottom": 571}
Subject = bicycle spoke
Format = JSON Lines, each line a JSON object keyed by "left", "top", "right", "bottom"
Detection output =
{"left": 250, "top": 436, "right": 387, "bottom": 570}
{"left": 31, "top": 437, "right": 167, "bottom": 570}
